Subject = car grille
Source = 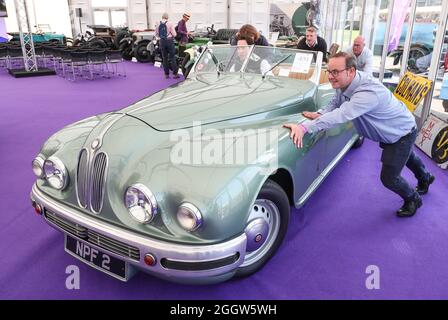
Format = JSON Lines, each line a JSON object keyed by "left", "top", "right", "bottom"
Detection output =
{"left": 88, "top": 230, "right": 140, "bottom": 260}
{"left": 91, "top": 152, "right": 107, "bottom": 213}
{"left": 46, "top": 209, "right": 88, "bottom": 238}
{"left": 76, "top": 149, "right": 108, "bottom": 213}
{"left": 45, "top": 210, "right": 140, "bottom": 261}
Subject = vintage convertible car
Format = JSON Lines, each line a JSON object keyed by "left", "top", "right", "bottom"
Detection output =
{"left": 30, "top": 45, "right": 362, "bottom": 284}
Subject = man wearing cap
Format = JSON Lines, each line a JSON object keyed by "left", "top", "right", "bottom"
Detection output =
{"left": 297, "top": 25, "right": 328, "bottom": 62}
{"left": 177, "top": 13, "right": 191, "bottom": 57}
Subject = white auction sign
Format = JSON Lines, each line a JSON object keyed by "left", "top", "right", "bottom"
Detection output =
{"left": 291, "top": 53, "right": 313, "bottom": 74}
{"left": 416, "top": 113, "right": 448, "bottom": 169}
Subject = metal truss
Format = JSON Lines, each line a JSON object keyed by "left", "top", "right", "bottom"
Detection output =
{"left": 14, "top": 0, "right": 38, "bottom": 72}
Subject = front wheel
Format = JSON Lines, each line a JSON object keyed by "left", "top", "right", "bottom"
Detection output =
{"left": 87, "top": 38, "right": 108, "bottom": 49}
{"left": 351, "top": 135, "right": 365, "bottom": 149}
{"left": 235, "top": 179, "right": 290, "bottom": 278}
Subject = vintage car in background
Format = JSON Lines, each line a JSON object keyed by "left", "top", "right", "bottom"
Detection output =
{"left": 30, "top": 45, "right": 362, "bottom": 284}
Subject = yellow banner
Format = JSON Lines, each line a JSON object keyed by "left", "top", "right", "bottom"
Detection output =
{"left": 393, "top": 72, "right": 432, "bottom": 112}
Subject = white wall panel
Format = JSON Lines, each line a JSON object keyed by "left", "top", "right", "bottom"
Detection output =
{"left": 249, "top": 0, "right": 269, "bottom": 36}
{"left": 148, "top": 0, "right": 167, "bottom": 28}
{"left": 128, "top": 0, "right": 148, "bottom": 30}
{"left": 209, "top": 0, "right": 227, "bottom": 30}
{"left": 190, "top": 0, "right": 208, "bottom": 29}
{"left": 169, "top": 0, "right": 186, "bottom": 20}
{"left": 4, "top": 0, "right": 72, "bottom": 37}
{"left": 229, "top": 0, "right": 248, "bottom": 30}
{"left": 69, "top": 0, "right": 92, "bottom": 37}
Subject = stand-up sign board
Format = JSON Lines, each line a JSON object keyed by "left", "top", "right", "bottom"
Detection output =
{"left": 416, "top": 113, "right": 448, "bottom": 169}
{"left": 393, "top": 72, "right": 432, "bottom": 112}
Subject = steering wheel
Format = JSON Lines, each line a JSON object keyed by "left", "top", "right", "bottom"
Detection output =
{"left": 207, "top": 25, "right": 217, "bottom": 36}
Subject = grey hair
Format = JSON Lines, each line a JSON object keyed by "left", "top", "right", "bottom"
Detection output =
{"left": 162, "top": 12, "right": 169, "bottom": 19}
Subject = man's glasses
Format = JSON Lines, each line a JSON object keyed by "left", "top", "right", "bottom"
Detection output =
{"left": 325, "top": 68, "right": 349, "bottom": 77}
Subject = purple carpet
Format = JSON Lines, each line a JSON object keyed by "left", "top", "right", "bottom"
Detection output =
{"left": 0, "top": 62, "right": 447, "bottom": 300}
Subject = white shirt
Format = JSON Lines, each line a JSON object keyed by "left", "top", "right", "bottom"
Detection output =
{"left": 346, "top": 46, "right": 373, "bottom": 75}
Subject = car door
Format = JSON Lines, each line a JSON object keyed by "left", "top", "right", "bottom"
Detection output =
{"left": 291, "top": 94, "right": 327, "bottom": 201}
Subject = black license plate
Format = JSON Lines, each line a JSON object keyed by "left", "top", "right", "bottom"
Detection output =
{"left": 65, "top": 235, "right": 128, "bottom": 281}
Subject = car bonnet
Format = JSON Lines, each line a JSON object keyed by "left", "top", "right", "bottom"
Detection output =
{"left": 123, "top": 74, "right": 315, "bottom": 131}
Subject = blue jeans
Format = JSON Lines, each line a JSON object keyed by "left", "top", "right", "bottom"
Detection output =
{"left": 379, "top": 127, "right": 430, "bottom": 201}
{"left": 160, "top": 38, "right": 178, "bottom": 75}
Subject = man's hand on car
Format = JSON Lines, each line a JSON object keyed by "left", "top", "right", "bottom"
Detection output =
{"left": 302, "top": 111, "right": 321, "bottom": 120}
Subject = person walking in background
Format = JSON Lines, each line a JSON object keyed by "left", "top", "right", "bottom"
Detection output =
{"left": 155, "top": 13, "right": 179, "bottom": 79}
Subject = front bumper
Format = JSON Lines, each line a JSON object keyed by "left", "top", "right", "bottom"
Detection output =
{"left": 31, "top": 183, "right": 247, "bottom": 284}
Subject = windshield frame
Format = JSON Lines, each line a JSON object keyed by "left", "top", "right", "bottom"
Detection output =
{"left": 191, "top": 45, "right": 323, "bottom": 85}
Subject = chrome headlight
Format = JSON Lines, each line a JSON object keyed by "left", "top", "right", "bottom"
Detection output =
{"left": 177, "top": 203, "right": 202, "bottom": 232}
{"left": 32, "top": 156, "right": 45, "bottom": 178}
{"left": 125, "top": 184, "right": 158, "bottom": 224}
{"left": 43, "top": 156, "right": 68, "bottom": 190}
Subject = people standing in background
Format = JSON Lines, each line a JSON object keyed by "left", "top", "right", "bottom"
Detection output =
{"left": 346, "top": 36, "right": 373, "bottom": 75}
{"left": 155, "top": 13, "right": 180, "bottom": 79}
{"left": 230, "top": 24, "right": 270, "bottom": 46}
{"left": 177, "top": 13, "right": 191, "bottom": 58}
{"left": 297, "top": 25, "right": 328, "bottom": 62}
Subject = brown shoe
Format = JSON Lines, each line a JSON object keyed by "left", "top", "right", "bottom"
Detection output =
{"left": 165, "top": 74, "right": 170, "bottom": 79}
{"left": 173, "top": 74, "right": 180, "bottom": 79}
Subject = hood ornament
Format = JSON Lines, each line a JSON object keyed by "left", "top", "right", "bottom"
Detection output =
{"left": 91, "top": 139, "right": 101, "bottom": 150}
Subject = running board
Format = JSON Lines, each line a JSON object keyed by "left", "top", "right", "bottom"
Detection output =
{"left": 295, "top": 134, "right": 359, "bottom": 209}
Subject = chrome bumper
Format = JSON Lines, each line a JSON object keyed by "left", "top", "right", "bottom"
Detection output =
{"left": 31, "top": 183, "right": 247, "bottom": 283}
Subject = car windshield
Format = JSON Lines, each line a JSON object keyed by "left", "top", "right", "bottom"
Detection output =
{"left": 194, "top": 45, "right": 322, "bottom": 84}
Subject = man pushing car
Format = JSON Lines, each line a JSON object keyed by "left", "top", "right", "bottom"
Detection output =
{"left": 283, "top": 52, "right": 435, "bottom": 217}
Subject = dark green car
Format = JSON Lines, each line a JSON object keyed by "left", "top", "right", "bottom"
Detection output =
{"left": 30, "top": 46, "right": 360, "bottom": 284}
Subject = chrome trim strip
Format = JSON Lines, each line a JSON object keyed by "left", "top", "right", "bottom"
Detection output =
{"left": 91, "top": 113, "right": 124, "bottom": 149}
{"left": 32, "top": 184, "right": 247, "bottom": 279}
{"left": 75, "top": 148, "right": 89, "bottom": 209}
{"left": 296, "top": 134, "right": 359, "bottom": 208}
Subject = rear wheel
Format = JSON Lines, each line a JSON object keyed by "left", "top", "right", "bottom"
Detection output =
{"left": 407, "top": 45, "right": 431, "bottom": 73}
{"left": 119, "top": 42, "right": 133, "bottom": 60}
{"left": 235, "top": 179, "right": 290, "bottom": 278}
{"left": 135, "top": 40, "right": 152, "bottom": 63}
{"left": 443, "top": 100, "right": 448, "bottom": 112}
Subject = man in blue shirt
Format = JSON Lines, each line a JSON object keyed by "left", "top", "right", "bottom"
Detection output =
{"left": 284, "top": 52, "right": 435, "bottom": 217}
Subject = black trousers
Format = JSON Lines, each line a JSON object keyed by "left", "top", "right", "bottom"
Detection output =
{"left": 160, "top": 38, "right": 178, "bottom": 75}
{"left": 379, "top": 127, "right": 430, "bottom": 201}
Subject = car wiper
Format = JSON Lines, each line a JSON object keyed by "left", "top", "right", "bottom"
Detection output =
{"left": 207, "top": 49, "right": 223, "bottom": 76}
{"left": 262, "top": 54, "right": 292, "bottom": 79}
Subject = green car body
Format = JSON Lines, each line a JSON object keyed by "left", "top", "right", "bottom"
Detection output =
{"left": 31, "top": 46, "right": 359, "bottom": 284}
